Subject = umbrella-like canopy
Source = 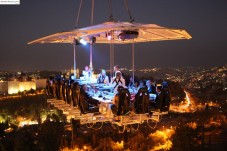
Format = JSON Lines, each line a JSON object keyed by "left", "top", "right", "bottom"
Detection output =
{"left": 28, "top": 21, "right": 191, "bottom": 79}
{"left": 28, "top": 21, "right": 191, "bottom": 44}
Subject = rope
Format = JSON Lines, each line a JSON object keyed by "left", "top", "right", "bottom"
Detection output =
{"left": 130, "top": 123, "right": 139, "bottom": 131}
{"left": 147, "top": 119, "right": 158, "bottom": 129}
{"left": 75, "top": 0, "right": 83, "bottom": 28}
{"left": 117, "top": 125, "right": 126, "bottom": 133}
{"left": 92, "top": 122, "right": 104, "bottom": 130}
{"left": 86, "top": 122, "right": 94, "bottom": 128}
{"left": 123, "top": 0, "right": 134, "bottom": 22}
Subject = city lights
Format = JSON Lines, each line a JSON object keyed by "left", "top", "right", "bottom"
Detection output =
{"left": 1, "top": 66, "right": 226, "bottom": 150}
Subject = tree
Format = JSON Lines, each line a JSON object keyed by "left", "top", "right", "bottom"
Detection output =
{"left": 171, "top": 125, "right": 197, "bottom": 151}
{"left": 37, "top": 121, "right": 64, "bottom": 151}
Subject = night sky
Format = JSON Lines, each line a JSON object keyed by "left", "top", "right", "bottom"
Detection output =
{"left": 0, "top": 0, "right": 227, "bottom": 72}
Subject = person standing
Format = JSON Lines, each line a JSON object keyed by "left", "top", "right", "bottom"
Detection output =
{"left": 155, "top": 85, "right": 164, "bottom": 112}
{"left": 110, "top": 71, "right": 126, "bottom": 94}
{"left": 113, "top": 65, "right": 124, "bottom": 78}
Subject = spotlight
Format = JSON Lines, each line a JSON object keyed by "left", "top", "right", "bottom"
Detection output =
{"left": 79, "top": 38, "right": 87, "bottom": 45}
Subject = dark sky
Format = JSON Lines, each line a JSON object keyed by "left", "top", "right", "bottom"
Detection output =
{"left": 0, "top": 0, "right": 227, "bottom": 72}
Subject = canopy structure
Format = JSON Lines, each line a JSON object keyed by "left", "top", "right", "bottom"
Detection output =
{"left": 28, "top": 21, "right": 191, "bottom": 44}
{"left": 28, "top": 21, "right": 191, "bottom": 78}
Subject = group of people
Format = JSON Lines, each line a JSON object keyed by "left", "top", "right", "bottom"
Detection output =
{"left": 111, "top": 82, "right": 171, "bottom": 116}
{"left": 46, "top": 64, "right": 171, "bottom": 115}
{"left": 97, "top": 65, "right": 171, "bottom": 115}
{"left": 110, "top": 78, "right": 171, "bottom": 116}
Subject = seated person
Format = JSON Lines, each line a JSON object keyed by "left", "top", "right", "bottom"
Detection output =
{"left": 80, "top": 84, "right": 100, "bottom": 106}
{"left": 138, "top": 80, "right": 147, "bottom": 90}
{"left": 127, "top": 77, "right": 139, "bottom": 88}
{"left": 128, "top": 77, "right": 134, "bottom": 88}
{"left": 134, "top": 80, "right": 139, "bottom": 87}
{"left": 97, "top": 69, "right": 109, "bottom": 84}
{"left": 146, "top": 80, "right": 156, "bottom": 94}
{"left": 127, "top": 78, "right": 139, "bottom": 95}
{"left": 110, "top": 71, "right": 126, "bottom": 94}
{"left": 82, "top": 66, "right": 91, "bottom": 80}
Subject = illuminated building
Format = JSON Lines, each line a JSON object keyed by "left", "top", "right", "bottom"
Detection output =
{"left": 0, "top": 79, "right": 46, "bottom": 95}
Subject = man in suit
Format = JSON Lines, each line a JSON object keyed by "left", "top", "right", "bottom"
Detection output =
{"left": 114, "top": 65, "right": 124, "bottom": 78}
{"left": 155, "top": 84, "right": 164, "bottom": 112}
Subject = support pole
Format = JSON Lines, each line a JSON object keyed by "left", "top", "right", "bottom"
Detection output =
{"left": 89, "top": 44, "right": 93, "bottom": 71}
{"left": 110, "top": 39, "right": 114, "bottom": 77}
{"left": 110, "top": 44, "right": 112, "bottom": 77}
{"left": 73, "top": 43, "right": 76, "bottom": 78}
{"left": 132, "top": 42, "right": 135, "bottom": 84}
{"left": 112, "top": 44, "right": 114, "bottom": 77}
{"left": 89, "top": 0, "right": 94, "bottom": 71}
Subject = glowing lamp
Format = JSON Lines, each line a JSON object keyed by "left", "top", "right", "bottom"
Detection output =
{"left": 79, "top": 38, "right": 87, "bottom": 45}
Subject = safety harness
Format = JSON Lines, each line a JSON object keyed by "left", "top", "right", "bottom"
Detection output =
{"left": 112, "top": 78, "right": 123, "bottom": 90}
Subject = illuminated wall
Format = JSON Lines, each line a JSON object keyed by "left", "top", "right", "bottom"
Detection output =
{"left": 0, "top": 81, "right": 8, "bottom": 94}
{"left": 0, "top": 79, "right": 46, "bottom": 94}
{"left": 35, "top": 79, "right": 47, "bottom": 89}
{"left": 8, "top": 81, "right": 36, "bottom": 94}
{"left": 7, "top": 81, "right": 19, "bottom": 94}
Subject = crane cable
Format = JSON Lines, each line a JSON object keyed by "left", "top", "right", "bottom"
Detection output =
{"left": 75, "top": 0, "right": 83, "bottom": 28}
{"left": 123, "top": 0, "right": 134, "bottom": 22}
{"left": 91, "top": 0, "right": 94, "bottom": 25}
{"left": 108, "top": 0, "right": 115, "bottom": 76}
{"left": 108, "top": 0, "right": 114, "bottom": 21}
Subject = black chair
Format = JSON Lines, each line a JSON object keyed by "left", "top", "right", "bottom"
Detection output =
{"left": 134, "top": 87, "right": 150, "bottom": 114}
{"left": 56, "top": 78, "right": 61, "bottom": 100}
{"left": 161, "top": 89, "right": 171, "bottom": 112}
{"left": 61, "top": 80, "right": 66, "bottom": 102}
{"left": 117, "top": 88, "right": 131, "bottom": 116}
{"left": 65, "top": 81, "right": 71, "bottom": 104}
{"left": 71, "top": 82, "right": 80, "bottom": 107}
